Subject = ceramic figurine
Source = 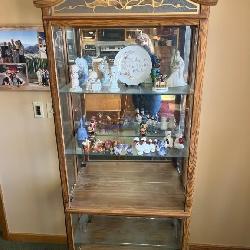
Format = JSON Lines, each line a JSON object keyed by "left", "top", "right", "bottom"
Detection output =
{"left": 75, "top": 57, "right": 89, "bottom": 85}
{"left": 104, "top": 140, "right": 113, "bottom": 152}
{"left": 70, "top": 64, "right": 82, "bottom": 91}
{"left": 166, "top": 49, "right": 187, "bottom": 87}
{"left": 110, "top": 65, "right": 120, "bottom": 91}
{"left": 127, "top": 145, "right": 133, "bottom": 155}
{"left": 77, "top": 117, "right": 88, "bottom": 145}
{"left": 165, "top": 131, "right": 174, "bottom": 148}
{"left": 140, "top": 122, "right": 148, "bottom": 137}
{"left": 114, "top": 144, "right": 123, "bottom": 155}
{"left": 144, "top": 140, "right": 151, "bottom": 154}
{"left": 174, "top": 132, "right": 185, "bottom": 149}
{"left": 82, "top": 139, "right": 90, "bottom": 152}
{"left": 136, "top": 112, "right": 142, "bottom": 123}
{"left": 86, "top": 69, "right": 100, "bottom": 91}
{"left": 158, "top": 140, "right": 167, "bottom": 156}
{"left": 98, "top": 57, "right": 110, "bottom": 86}
{"left": 168, "top": 116, "right": 176, "bottom": 130}
{"left": 160, "top": 116, "right": 168, "bottom": 131}
{"left": 148, "top": 139, "right": 155, "bottom": 153}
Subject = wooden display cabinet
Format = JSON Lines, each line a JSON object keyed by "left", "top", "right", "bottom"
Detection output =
{"left": 33, "top": 0, "right": 218, "bottom": 249}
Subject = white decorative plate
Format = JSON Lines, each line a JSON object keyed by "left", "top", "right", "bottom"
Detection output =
{"left": 114, "top": 45, "right": 152, "bottom": 86}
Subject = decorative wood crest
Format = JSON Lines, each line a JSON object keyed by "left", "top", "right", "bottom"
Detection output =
{"left": 33, "top": 0, "right": 218, "bottom": 9}
{"left": 52, "top": 0, "right": 200, "bottom": 15}
{"left": 192, "top": 0, "right": 218, "bottom": 5}
{"left": 33, "top": 0, "right": 63, "bottom": 8}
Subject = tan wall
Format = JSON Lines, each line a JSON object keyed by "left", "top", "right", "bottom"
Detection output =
{"left": 1, "top": 0, "right": 250, "bottom": 247}
{"left": 0, "top": 0, "right": 65, "bottom": 236}
{"left": 190, "top": 0, "right": 250, "bottom": 247}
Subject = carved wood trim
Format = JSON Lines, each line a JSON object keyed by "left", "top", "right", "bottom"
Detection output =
{"left": 192, "top": 0, "right": 218, "bottom": 6}
{"left": 185, "top": 19, "right": 209, "bottom": 213}
{"left": 33, "top": 0, "right": 63, "bottom": 8}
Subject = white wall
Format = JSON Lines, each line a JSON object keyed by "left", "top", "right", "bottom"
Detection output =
{"left": 190, "top": 0, "right": 250, "bottom": 247}
{"left": 0, "top": 0, "right": 66, "bottom": 236}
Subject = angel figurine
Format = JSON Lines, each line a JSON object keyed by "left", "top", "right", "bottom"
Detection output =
{"left": 98, "top": 57, "right": 111, "bottom": 86}
{"left": 166, "top": 49, "right": 187, "bottom": 87}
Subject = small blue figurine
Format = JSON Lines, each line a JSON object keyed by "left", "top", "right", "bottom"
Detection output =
{"left": 157, "top": 140, "right": 167, "bottom": 157}
{"left": 77, "top": 117, "right": 88, "bottom": 146}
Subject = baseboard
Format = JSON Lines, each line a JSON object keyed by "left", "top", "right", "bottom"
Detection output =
{"left": 7, "top": 233, "right": 67, "bottom": 244}
{"left": 189, "top": 243, "right": 250, "bottom": 250}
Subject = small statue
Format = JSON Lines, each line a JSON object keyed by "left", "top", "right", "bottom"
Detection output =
{"left": 70, "top": 64, "right": 82, "bottom": 91}
{"left": 160, "top": 116, "right": 168, "bottom": 131}
{"left": 77, "top": 117, "right": 88, "bottom": 145}
{"left": 86, "top": 69, "right": 101, "bottom": 91}
{"left": 148, "top": 139, "right": 156, "bottom": 153}
{"left": 98, "top": 57, "right": 111, "bottom": 86}
{"left": 110, "top": 65, "right": 120, "bottom": 91}
{"left": 75, "top": 57, "right": 89, "bottom": 85}
{"left": 174, "top": 132, "right": 185, "bottom": 149}
{"left": 164, "top": 131, "right": 174, "bottom": 148}
{"left": 166, "top": 49, "right": 187, "bottom": 87}
{"left": 168, "top": 116, "right": 176, "bottom": 130}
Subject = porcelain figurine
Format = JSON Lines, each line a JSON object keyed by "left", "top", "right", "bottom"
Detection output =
{"left": 136, "top": 112, "right": 142, "bottom": 123}
{"left": 174, "top": 132, "right": 185, "bottom": 149}
{"left": 144, "top": 140, "right": 151, "bottom": 154}
{"left": 70, "top": 64, "right": 82, "bottom": 91}
{"left": 82, "top": 139, "right": 90, "bottom": 152}
{"left": 98, "top": 57, "right": 110, "bottom": 86}
{"left": 75, "top": 57, "right": 89, "bottom": 85}
{"left": 110, "top": 65, "right": 120, "bottom": 91}
{"left": 86, "top": 69, "right": 100, "bottom": 91}
{"left": 157, "top": 140, "right": 167, "bottom": 156}
{"left": 127, "top": 145, "right": 133, "bottom": 155}
{"left": 168, "top": 116, "right": 176, "bottom": 130}
{"left": 77, "top": 117, "right": 88, "bottom": 145}
{"left": 148, "top": 139, "right": 155, "bottom": 153}
{"left": 140, "top": 122, "right": 147, "bottom": 137}
{"left": 165, "top": 131, "right": 174, "bottom": 148}
{"left": 166, "top": 49, "right": 187, "bottom": 87}
{"left": 114, "top": 144, "right": 123, "bottom": 155}
{"left": 160, "top": 116, "right": 168, "bottom": 131}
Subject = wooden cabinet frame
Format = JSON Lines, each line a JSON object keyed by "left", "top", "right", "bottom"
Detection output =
{"left": 33, "top": 1, "right": 218, "bottom": 249}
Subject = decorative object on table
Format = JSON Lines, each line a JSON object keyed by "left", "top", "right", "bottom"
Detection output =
{"left": 174, "top": 132, "right": 185, "bottom": 149}
{"left": 166, "top": 49, "right": 187, "bottom": 87}
{"left": 160, "top": 116, "right": 168, "bottom": 131}
{"left": 110, "top": 65, "right": 120, "bottom": 91}
{"left": 164, "top": 131, "right": 174, "bottom": 148}
{"left": 144, "top": 140, "right": 151, "bottom": 154}
{"left": 82, "top": 139, "right": 90, "bottom": 152}
{"left": 114, "top": 45, "right": 152, "bottom": 86}
{"left": 75, "top": 57, "right": 89, "bottom": 85}
{"left": 135, "top": 109, "right": 142, "bottom": 123}
{"left": 70, "top": 64, "right": 82, "bottom": 91}
{"left": 152, "top": 74, "right": 168, "bottom": 91}
{"left": 168, "top": 116, "right": 176, "bottom": 130}
{"left": 86, "top": 69, "right": 101, "bottom": 91}
{"left": 77, "top": 117, "right": 88, "bottom": 145}
{"left": 156, "top": 140, "right": 167, "bottom": 156}
{"left": 140, "top": 122, "right": 148, "bottom": 137}
{"left": 98, "top": 56, "right": 111, "bottom": 86}
{"left": 148, "top": 139, "right": 156, "bottom": 153}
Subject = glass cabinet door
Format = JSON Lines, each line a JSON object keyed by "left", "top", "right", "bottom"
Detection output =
{"left": 52, "top": 24, "right": 198, "bottom": 249}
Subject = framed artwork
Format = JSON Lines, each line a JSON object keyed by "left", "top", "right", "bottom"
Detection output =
{"left": 0, "top": 27, "right": 49, "bottom": 89}
{"left": 0, "top": 63, "right": 28, "bottom": 86}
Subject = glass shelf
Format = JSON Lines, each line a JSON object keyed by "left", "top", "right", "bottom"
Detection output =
{"left": 65, "top": 136, "right": 189, "bottom": 159}
{"left": 73, "top": 215, "right": 182, "bottom": 249}
{"left": 60, "top": 83, "right": 193, "bottom": 95}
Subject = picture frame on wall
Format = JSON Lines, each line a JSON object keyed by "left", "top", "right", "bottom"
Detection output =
{"left": 0, "top": 26, "right": 50, "bottom": 90}
{"left": 0, "top": 63, "right": 28, "bottom": 86}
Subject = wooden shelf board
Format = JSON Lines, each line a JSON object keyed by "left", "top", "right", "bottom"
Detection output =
{"left": 68, "top": 162, "right": 186, "bottom": 217}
